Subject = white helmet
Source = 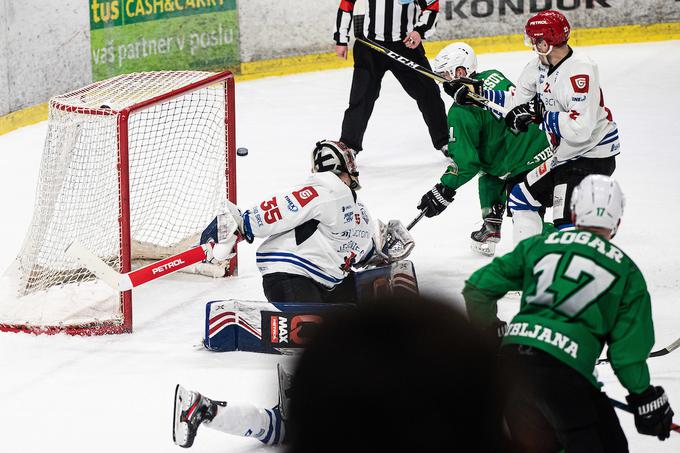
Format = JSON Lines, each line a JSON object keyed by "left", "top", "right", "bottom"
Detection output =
{"left": 570, "top": 175, "right": 625, "bottom": 235}
{"left": 312, "top": 140, "right": 361, "bottom": 190}
{"left": 432, "top": 42, "right": 478, "bottom": 79}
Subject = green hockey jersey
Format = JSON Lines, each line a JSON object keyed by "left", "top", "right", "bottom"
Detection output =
{"left": 441, "top": 70, "right": 552, "bottom": 201}
{"left": 463, "top": 229, "right": 654, "bottom": 394}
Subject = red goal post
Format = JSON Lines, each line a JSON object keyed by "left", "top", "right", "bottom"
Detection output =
{"left": 0, "top": 70, "right": 237, "bottom": 335}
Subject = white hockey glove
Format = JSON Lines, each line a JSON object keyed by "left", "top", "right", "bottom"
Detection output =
{"left": 200, "top": 201, "right": 243, "bottom": 263}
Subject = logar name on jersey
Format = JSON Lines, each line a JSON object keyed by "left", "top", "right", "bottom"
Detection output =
{"left": 544, "top": 231, "right": 624, "bottom": 263}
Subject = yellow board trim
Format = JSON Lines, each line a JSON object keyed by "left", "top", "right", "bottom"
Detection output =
{"left": 2, "top": 22, "right": 679, "bottom": 136}
{"left": 0, "top": 102, "right": 48, "bottom": 136}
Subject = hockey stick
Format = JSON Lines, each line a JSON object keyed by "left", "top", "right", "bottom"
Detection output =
{"left": 65, "top": 241, "right": 214, "bottom": 291}
{"left": 596, "top": 336, "right": 680, "bottom": 365}
{"left": 355, "top": 37, "right": 509, "bottom": 115}
{"left": 406, "top": 210, "right": 426, "bottom": 231}
{"left": 609, "top": 397, "right": 680, "bottom": 434}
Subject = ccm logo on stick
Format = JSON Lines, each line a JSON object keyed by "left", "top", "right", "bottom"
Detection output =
{"left": 152, "top": 259, "right": 185, "bottom": 274}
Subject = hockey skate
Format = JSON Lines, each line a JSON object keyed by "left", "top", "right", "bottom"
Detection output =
{"left": 470, "top": 204, "right": 503, "bottom": 257}
{"left": 173, "top": 384, "right": 226, "bottom": 448}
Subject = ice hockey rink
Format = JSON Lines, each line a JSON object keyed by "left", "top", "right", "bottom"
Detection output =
{"left": 1, "top": 40, "right": 679, "bottom": 452}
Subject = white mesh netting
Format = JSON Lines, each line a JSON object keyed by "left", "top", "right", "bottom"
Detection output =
{"left": 0, "top": 71, "right": 232, "bottom": 331}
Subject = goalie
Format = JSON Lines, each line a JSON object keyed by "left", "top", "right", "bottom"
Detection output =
{"left": 200, "top": 140, "right": 414, "bottom": 303}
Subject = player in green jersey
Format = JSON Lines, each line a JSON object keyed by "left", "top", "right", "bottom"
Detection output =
{"left": 416, "top": 42, "right": 552, "bottom": 256}
{"left": 463, "top": 175, "right": 674, "bottom": 452}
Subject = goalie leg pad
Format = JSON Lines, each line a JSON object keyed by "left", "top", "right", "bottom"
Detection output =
{"left": 355, "top": 260, "right": 419, "bottom": 303}
{"left": 204, "top": 300, "right": 348, "bottom": 354}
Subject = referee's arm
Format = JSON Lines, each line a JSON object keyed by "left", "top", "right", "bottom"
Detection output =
{"left": 334, "top": 0, "right": 356, "bottom": 58}
{"left": 405, "top": 0, "right": 439, "bottom": 48}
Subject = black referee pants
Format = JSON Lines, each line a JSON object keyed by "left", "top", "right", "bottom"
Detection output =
{"left": 340, "top": 40, "right": 448, "bottom": 152}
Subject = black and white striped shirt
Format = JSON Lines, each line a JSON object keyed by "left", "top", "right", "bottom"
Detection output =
{"left": 334, "top": 0, "right": 439, "bottom": 45}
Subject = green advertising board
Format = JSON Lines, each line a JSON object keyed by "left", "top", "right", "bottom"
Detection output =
{"left": 89, "top": 0, "right": 239, "bottom": 81}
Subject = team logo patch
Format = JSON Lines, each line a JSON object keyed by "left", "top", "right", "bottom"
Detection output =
{"left": 538, "top": 161, "right": 548, "bottom": 175}
{"left": 292, "top": 186, "right": 319, "bottom": 207}
{"left": 355, "top": 213, "right": 361, "bottom": 224}
{"left": 570, "top": 74, "right": 590, "bottom": 93}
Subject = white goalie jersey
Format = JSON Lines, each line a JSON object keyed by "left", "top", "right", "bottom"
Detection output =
{"left": 242, "top": 172, "right": 378, "bottom": 288}
{"left": 492, "top": 48, "right": 620, "bottom": 162}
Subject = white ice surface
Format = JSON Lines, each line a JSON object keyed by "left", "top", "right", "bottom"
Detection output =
{"left": 1, "top": 41, "right": 679, "bottom": 452}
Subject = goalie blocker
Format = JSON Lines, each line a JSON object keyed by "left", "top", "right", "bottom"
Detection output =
{"left": 204, "top": 260, "right": 418, "bottom": 354}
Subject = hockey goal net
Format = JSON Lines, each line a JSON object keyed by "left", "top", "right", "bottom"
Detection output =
{"left": 0, "top": 71, "right": 236, "bottom": 335}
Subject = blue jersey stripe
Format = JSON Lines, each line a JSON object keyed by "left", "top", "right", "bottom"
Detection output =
{"left": 256, "top": 251, "right": 324, "bottom": 271}
{"left": 598, "top": 136, "right": 619, "bottom": 146}
{"left": 602, "top": 129, "right": 618, "bottom": 139}
{"left": 256, "top": 258, "right": 342, "bottom": 283}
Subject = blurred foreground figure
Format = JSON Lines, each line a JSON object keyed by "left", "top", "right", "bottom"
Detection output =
{"left": 286, "top": 295, "right": 504, "bottom": 453}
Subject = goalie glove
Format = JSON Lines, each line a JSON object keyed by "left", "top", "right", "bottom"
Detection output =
{"left": 200, "top": 201, "right": 247, "bottom": 263}
{"left": 442, "top": 77, "right": 483, "bottom": 105}
{"left": 364, "top": 220, "right": 416, "bottom": 267}
{"left": 381, "top": 220, "right": 415, "bottom": 262}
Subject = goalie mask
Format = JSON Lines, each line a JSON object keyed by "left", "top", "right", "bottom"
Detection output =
{"left": 570, "top": 175, "right": 625, "bottom": 236}
{"left": 312, "top": 140, "right": 361, "bottom": 190}
{"left": 432, "top": 42, "right": 478, "bottom": 79}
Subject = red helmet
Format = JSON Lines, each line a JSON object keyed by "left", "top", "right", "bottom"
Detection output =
{"left": 525, "top": 10, "right": 571, "bottom": 47}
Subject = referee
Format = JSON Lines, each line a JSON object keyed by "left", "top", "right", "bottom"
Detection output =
{"left": 334, "top": 0, "right": 448, "bottom": 156}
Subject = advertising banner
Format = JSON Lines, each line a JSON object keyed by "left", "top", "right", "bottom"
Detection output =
{"left": 435, "top": 0, "right": 680, "bottom": 40}
{"left": 89, "top": 0, "right": 239, "bottom": 81}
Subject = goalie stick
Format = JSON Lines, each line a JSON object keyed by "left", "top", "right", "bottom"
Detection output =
{"left": 355, "top": 37, "right": 509, "bottom": 115}
{"left": 65, "top": 241, "right": 216, "bottom": 291}
{"left": 609, "top": 397, "right": 680, "bottom": 434}
{"left": 596, "top": 336, "right": 680, "bottom": 365}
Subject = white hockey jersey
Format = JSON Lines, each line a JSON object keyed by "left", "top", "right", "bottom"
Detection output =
{"left": 490, "top": 48, "right": 619, "bottom": 162}
{"left": 242, "top": 172, "right": 378, "bottom": 289}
